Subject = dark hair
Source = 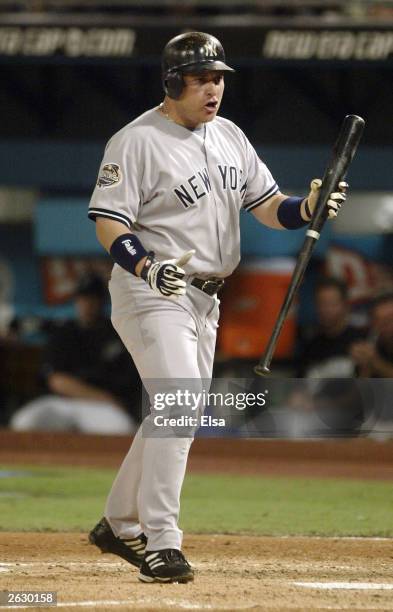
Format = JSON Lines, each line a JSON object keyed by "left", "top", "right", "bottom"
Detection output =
{"left": 315, "top": 276, "right": 348, "bottom": 301}
{"left": 370, "top": 291, "right": 393, "bottom": 313}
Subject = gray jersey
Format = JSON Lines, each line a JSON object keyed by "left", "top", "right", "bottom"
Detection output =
{"left": 89, "top": 107, "right": 279, "bottom": 278}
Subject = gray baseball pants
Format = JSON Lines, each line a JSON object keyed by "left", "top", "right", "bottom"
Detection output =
{"left": 105, "top": 268, "right": 219, "bottom": 551}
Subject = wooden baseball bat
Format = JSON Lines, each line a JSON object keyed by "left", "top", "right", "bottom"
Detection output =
{"left": 254, "top": 114, "right": 365, "bottom": 377}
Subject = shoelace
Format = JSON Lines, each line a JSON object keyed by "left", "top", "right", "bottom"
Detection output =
{"left": 164, "top": 549, "right": 190, "bottom": 566}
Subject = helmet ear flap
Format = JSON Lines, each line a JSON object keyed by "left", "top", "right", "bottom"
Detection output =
{"left": 164, "top": 71, "right": 184, "bottom": 100}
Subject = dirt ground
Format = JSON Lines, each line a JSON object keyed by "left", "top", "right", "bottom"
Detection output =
{"left": 1, "top": 431, "right": 393, "bottom": 610}
{"left": 1, "top": 533, "right": 393, "bottom": 611}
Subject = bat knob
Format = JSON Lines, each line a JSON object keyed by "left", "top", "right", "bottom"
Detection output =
{"left": 254, "top": 364, "right": 270, "bottom": 377}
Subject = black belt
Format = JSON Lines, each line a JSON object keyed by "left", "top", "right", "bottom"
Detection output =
{"left": 191, "top": 277, "right": 225, "bottom": 296}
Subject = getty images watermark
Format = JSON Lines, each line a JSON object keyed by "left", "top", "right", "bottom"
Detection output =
{"left": 140, "top": 379, "right": 271, "bottom": 437}
{"left": 152, "top": 389, "right": 267, "bottom": 428}
{"left": 140, "top": 378, "right": 391, "bottom": 439}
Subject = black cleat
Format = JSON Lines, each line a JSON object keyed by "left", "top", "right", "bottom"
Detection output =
{"left": 138, "top": 548, "right": 194, "bottom": 583}
{"left": 89, "top": 517, "right": 147, "bottom": 568}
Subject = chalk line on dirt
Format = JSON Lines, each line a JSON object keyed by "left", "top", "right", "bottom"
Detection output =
{"left": 295, "top": 581, "right": 393, "bottom": 590}
{"left": 0, "top": 562, "right": 123, "bottom": 568}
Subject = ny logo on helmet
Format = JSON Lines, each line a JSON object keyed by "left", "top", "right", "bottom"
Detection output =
{"left": 203, "top": 41, "right": 218, "bottom": 57}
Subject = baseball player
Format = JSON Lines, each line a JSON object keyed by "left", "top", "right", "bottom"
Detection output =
{"left": 88, "top": 32, "right": 347, "bottom": 583}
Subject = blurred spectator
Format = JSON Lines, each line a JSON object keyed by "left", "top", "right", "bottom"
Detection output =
{"left": 350, "top": 292, "right": 393, "bottom": 378}
{"left": 297, "top": 277, "right": 366, "bottom": 378}
{"left": 9, "top": 274, "right": 141, "bottom": 434}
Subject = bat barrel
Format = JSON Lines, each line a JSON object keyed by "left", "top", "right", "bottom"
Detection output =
{"left": 254, "top": 114, "right": 365, "bottom": 377}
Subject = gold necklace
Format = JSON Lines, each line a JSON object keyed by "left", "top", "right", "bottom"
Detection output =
{"left": 159, "top": 102, "right": 173, "bottom": 122}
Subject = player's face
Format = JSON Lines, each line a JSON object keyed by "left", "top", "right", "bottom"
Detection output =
{"left": 176, "top": 72, "right": 225, "bottom": 127}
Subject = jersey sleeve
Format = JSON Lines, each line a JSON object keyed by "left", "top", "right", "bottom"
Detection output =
{"left": 242, "top": 135, "right": 279, "bottom": 213}
{"left": 88, "top": 130, "right": 143, "bottom": 229}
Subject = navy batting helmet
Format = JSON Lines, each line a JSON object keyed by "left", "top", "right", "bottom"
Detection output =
{"left": 161, "top": 32, "right": 235, "bottom": 100}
